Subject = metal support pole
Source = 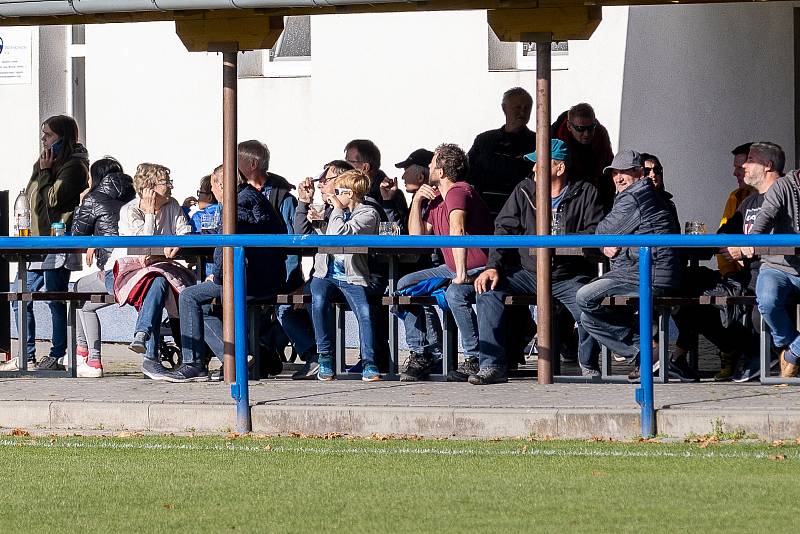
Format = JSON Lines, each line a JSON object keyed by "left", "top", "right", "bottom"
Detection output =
{"left": 232, "top": 246, "right": 251, "bottom": 433}
{"left": 222, "top": 49, "right": 238, "bottom": 383}
{"left": 535, "top": 37, "right": 553, "bottom": 384}
{"left": 637, "top": 246, "right": 655, "bottom": 437}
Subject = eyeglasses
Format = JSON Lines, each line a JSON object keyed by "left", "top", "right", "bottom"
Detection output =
{"left": 197, "top": 189, "right": 212, "bottom": 196}
{"left": 568, "top": 121, "right": 597, "bottom": 133}
{"left": 156, "top": 179, "right": 173, "bottom": 187}
{"left": 334, "top": 188, "right": 353, "bottom": 195}
{"left": 345, "top": 159, "right": 365, "bottom": 166}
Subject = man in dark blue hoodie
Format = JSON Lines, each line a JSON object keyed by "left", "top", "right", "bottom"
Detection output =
{"left": 155, "top": 165, "right": 287, "bottom": 382}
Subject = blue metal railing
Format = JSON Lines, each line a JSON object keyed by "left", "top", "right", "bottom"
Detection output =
{"left": 2, "top": 232, "right": 800, "bottom": 437}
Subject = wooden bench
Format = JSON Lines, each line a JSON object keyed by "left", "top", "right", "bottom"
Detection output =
{"left": 2, "top": 291, "right": 115, "bottom": 376}
{"left": 598, "top": 294, "right": 800, "bottom": 385}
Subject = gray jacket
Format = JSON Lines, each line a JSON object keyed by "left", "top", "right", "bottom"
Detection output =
{"left": 312, "top": 203, "right": 380, "bottom": 286}
{"left": 597, "top": 178, "right": 681, "bottom": 288}
{"left": 751, "top": 170, "right": 800, "bottom": 275}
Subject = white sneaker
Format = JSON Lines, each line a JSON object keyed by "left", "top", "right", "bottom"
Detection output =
{"left": 0, "top": 359, "right": 21, "bottom": 372}
{"left": 77, "top": 359, "right": 103, "bottom": 378}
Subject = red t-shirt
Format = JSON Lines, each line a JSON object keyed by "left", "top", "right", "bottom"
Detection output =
{"left": 423, "top": 181, "right": 493, "bottom": 271}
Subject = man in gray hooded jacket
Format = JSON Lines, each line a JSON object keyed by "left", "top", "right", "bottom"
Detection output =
{"left": 746, "top": 142, "right": 800, "bottom": 377}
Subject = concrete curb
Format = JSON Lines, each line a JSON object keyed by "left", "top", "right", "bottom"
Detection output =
{"left": 1, "top": 400, "right": 799, "bottom": 439}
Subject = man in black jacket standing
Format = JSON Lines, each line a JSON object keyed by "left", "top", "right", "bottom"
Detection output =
{"left": 472, "top": 140, "right": 605, "bottom": 384}
{"left": 576, "top": 150, "right": 681, "bottom": 381}
{"left": 466, "top": 87, "right": 535, "bottom": 219}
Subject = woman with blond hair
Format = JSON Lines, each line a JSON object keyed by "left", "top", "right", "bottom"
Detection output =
{"left": 107, "top": 163, "right": 194, "bottom": 380}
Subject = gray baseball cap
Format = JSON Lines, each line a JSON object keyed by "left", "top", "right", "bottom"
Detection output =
{"left": 603, "top": 150, "right": 643, "bottom": 174}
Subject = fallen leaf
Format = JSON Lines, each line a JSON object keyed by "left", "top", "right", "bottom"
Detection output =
{"left": 769, "top": 454, "right": 787, "bottom": 461}
{"left": 10, "top": 428, "right": 29, "bottom": 437}
{"left": 117, "top": 432, "right": 132, "bottom": 438}
{"left": 520, "top": 445, "right": 528, "bottom": 454}
{"left": 263, "top": 444, "right": 272, "bottom": 451}
{"left": 773, "top": 384, "right": 789, "bottom": 388}
{"left": 591, "top": 471, "right": 608, "bottom": 477}
{"left": 162, "top": 504, "right": 174, "bottom": 510}
{"left": 225, "top": 432, "right": 240, "bottom": 441}
{"left": 772, "top": 440, "right": 785, "bottom": 447}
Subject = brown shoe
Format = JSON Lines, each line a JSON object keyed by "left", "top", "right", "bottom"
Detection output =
{"left": 780, "top": 350, "right": 800, "bottom": 378}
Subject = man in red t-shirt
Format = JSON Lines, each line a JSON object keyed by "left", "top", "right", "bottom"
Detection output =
{"left": 396, "top": 144, "right": 494, "bottom": 382}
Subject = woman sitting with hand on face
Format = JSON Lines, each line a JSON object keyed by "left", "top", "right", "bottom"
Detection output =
{"left": 106, "top": 163, "right": 195, "bottom": 380}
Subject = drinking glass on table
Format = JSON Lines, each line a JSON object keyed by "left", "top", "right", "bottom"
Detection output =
{"left": 684, "top": 221, "right": 707, "bottom": 235}
{"left": 308, "top": 203, "right": 327, "bottom": 232}
{"left": 379, "top": 222, "right": 401, "bottom": 236}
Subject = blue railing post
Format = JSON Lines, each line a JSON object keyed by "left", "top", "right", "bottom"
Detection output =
{"left": 232, "top": 246, "right": 251, "bottom": 433}
{"left": 637, "top": 246, "right": 655, "bottom": 437}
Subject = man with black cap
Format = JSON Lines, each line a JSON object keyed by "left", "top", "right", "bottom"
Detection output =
{"left": 576, "top": 150, "right": 681, "bottom": 382}
{"left": 471, "top": 139, "right": 605, "bottom": 384}
{"left": 396, "top": 148, "right": 434, "bottom": 195}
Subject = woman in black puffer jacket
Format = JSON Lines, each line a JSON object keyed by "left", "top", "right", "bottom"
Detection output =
{"left": 71, "top": 157, "right": 136, "bottom": 377}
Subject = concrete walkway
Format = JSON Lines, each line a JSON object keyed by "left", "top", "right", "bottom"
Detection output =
{"left": 1, "top": 344, "right": 798, "bottom": 440}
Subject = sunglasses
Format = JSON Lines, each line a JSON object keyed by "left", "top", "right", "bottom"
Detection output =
{"left": 644, "top": 166, "right": 663, "bottom": 176}
{"left": 334, "top": 188, "right": 352, "bottom": 195}
{"left": 569, "top": 121, "right": 597, "bottom": 133}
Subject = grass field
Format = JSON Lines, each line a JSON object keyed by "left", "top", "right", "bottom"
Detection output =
{"left": 1, "top": 434, "right": 798, "bottom": 533}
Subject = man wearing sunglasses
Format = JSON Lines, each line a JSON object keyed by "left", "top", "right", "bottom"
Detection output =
{"left": 552, "top": 103, "right": 614, "bottom": 210}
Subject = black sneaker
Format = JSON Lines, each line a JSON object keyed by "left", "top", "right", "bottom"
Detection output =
{"left": 36, "top": 356, "right": 65, "bottom": 371}
{"left": 163, "top": 363, "right": 209, "bottom": 383}
{"left": 627, "top": 358, "right": 660, "bottom": 383}
{"left": 141, "top": 358, "right": 171, "bottom": 381}
{"left": 446, "top": 357, "right": 479, "bottom": 382}
{"left": 467, "top": 367, "right": 508, "bottom": 385}
{"left": 668, "top": 355, "right": 700, "bottom": 382}
{"left": 400, "top": 352, "right": 438, "bottom": 382}
{"left": 291, "top": 359, "right": 320, "bottom": 380}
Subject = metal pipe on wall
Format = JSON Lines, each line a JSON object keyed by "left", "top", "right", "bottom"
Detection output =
{"left": 222, "top": 49, "right": 238, "bottom": 383}
{"left": 535, "top": 38, "right": 553, "bottom": 385}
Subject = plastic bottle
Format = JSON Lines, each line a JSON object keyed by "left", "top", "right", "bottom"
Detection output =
{"left": 13, "top": 189, "right": 31, "bottom": 237}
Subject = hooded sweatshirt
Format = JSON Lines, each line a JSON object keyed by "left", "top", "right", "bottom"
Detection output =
{"left": 750, "top": 170, "right": 800, "bottom": 275}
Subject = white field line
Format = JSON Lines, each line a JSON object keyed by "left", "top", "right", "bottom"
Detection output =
{"left": 0, "top": 439, "right": 793, "bottom": 460}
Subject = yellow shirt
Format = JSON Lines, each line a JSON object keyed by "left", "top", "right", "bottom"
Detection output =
{"left": 716, "top": 186, "right": 754, "bottom": 276}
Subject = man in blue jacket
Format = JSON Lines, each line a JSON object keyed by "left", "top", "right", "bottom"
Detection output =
{"left": 576, "top": 150, "right": 681, "bottom": 382}
{"left": 155, "top": 165, "right": 287, "bottom": 382}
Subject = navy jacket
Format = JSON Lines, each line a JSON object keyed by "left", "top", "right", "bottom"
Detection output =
{"left": 212, "top": 184, "right": 287, "bottom": 298}
{"left": 597, "top": 178, "right": 681, "bottom": 288}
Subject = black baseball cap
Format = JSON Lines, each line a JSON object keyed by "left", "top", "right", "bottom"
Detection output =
{"left": 395, "top": 148, "right": 434, "bottom": 169}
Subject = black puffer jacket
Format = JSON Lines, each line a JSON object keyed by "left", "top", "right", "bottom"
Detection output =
{"left": 597, "top": 178, "right": 681, "bottom": 288}
{"left": 71, "top": 171, "right": 136, "bottom": 270}
{"left": 487, "top": 179, "right": 604, "bottom": 281}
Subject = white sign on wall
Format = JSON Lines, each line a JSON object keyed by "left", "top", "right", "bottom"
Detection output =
{"left": 0, "top": 27, "right": 33, "bottom": 85}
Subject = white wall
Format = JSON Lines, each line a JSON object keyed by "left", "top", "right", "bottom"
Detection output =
{"left": 0, "top": 26, "right": 42, "bottom": 233}
{"left": 620, "top": 3, "right": 796, "bottom": 229}
{"left": 70, "top": 8, "right": 629, "bottom": 203}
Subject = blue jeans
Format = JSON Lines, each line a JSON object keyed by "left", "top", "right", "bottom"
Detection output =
{"left": 12, "top": 267, "right": 71, "bottom": 361}
{"left": 756, "top": 266, "right": 800, "bottom": 364}
{"left": 135, "top": 276, "right": 169, "bottom": 359}
{"left": 444, "top": 268, "right": 484, "bottom": 358}
{"left": 179, "top": 281, "right": 223, "bottom": 365}
{"left": 310, "top": 276, "right": 378, "bottom": 366}
{"left": 275, "top": 282, "right": 316, "bottom": 357}
{"left": 577, "top": 276, "right": 669, "bottom": 360}
{"left": 395, "top": 266, "right": 449, "bottom": 357}
{"left": 476, "top": 269, "right": 598, "bottom": 371}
